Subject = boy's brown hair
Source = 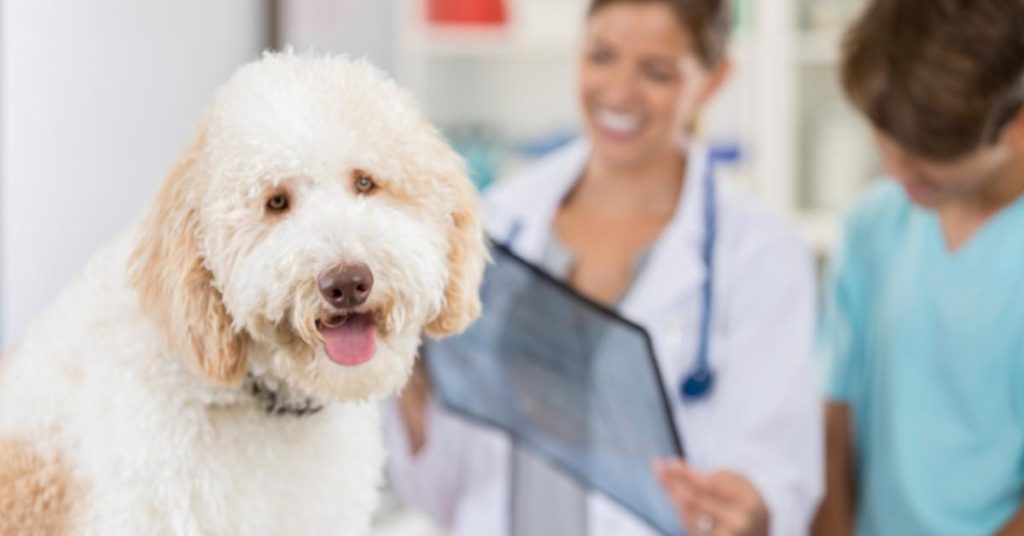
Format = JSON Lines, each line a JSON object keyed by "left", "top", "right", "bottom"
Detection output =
{"left": 841, "top": 0, "right": 1024, "bottom": 160}
{"left": 587, "top": 0, "right": 731, "bottom": 69}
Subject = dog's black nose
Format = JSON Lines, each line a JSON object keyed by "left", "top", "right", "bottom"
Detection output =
{"left": 317, "top": 262, "right": 373, "bottom": 309}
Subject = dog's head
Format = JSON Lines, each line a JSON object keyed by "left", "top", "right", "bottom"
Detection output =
{"left": 129, "top": 53, "right": 486, "bottom": 401}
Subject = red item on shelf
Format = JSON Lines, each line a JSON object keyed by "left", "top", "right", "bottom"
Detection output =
{"left": 426, "top": 0, "right": 507, "bottom": 26}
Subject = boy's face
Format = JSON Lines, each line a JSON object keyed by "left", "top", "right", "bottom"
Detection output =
{"left": 874, "top": 127, "right": 1019, "bottom": 208}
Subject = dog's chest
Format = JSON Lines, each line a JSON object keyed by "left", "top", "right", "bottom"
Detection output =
{"left": 75, "top": 402, "right": 384, "bottom": 535}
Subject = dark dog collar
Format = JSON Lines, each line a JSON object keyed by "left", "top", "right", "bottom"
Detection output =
{"left": 245, "top": 373, "right": 325, "bottom": 417}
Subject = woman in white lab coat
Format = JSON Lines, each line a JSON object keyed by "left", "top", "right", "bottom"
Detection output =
{"left": 386, "top": 1, "right": 822, "bottom": 535}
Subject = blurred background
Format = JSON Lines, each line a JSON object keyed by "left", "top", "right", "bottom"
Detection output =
{"left": 0, "top": 0, "right": 879, "bottom": 345}
{"left": 0, "top": 0, "right": 875, "bottom": 533}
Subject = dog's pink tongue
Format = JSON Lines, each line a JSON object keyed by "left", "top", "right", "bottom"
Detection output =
{"left": 320, "top": 314, "right": 377, "bottom": 366}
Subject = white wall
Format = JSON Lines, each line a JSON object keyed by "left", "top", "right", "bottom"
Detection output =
{"left": 280, "top": 0, "right": 396, "bottom": 74}
{"left": 0, "top": 0, "right": 265, "bottom": 344}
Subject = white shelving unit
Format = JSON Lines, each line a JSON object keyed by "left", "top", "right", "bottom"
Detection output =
{"left": 794, "top": 0, "right": 877, "bottom": 255}
{"left": 392, "top": 0, "right": 876, "bottom": 257}
{"left": 393, "top": 0, "right": 582, "bottom": 172}
{"left": 799, "top": 29, "right": 843, "bottom": 65}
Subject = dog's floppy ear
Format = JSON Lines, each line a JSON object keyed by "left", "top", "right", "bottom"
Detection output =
{"left": 424, "top": 166, "right": 488, "bottom": 338}
{"left": 128, "top": 130, "right": 247, "bottom": 385}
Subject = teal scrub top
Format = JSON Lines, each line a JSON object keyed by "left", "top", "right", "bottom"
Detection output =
{"left": 822, "top": 180, "right": 1024, "bottom": 535}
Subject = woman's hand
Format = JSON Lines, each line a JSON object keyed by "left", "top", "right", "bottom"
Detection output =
{"left": 397, "top": 357, "right": 432, "bottom": 455}
{"left": 654, "top": 458, "right": 769, "bottom": 536}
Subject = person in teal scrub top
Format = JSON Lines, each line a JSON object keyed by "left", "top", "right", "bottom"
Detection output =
{"left": 814, "top": 0, "right": 1024, "bottom": 535}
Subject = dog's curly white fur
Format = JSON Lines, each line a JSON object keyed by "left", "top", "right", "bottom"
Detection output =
{"left": 0, "top": 53, "right": 486, "bottom": 535}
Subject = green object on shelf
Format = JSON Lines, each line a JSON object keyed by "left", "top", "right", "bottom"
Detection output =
{"left": 732, "top": 0, "right": 753, "bottom": 36}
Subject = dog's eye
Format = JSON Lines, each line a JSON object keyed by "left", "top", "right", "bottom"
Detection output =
{"left": 354, "top": 175, "right": 376, "bottom": 194}
{"left": 266, "top": 194, "right": 290, "bottom": 212}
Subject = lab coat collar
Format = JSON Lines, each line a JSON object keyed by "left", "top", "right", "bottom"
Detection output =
{"left": 617, "top": 142, "right": 707, "bottom": 319}
{"left": 501, "top": 140, "right": 588, "bottom": 263}
{"left": 502, "top": 138, "right": 710, "bottom": 318}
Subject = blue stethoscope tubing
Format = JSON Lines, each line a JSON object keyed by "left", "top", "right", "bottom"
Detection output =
{"left": 503, "top": 144, "right": 740, "bottom": 402}
{"left": 679, "top": 146, "right": 737, "bottom": 400}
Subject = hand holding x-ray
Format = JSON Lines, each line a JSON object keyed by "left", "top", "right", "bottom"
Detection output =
{"left": 425, "top": 242, "right": 685, "bottom": 536}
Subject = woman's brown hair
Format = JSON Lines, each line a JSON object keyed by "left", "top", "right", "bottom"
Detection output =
{"left": 841, "top": 0, "right": 1024, "bottom": 160}
{"left": 587, "top": 0, "right": 731, "bottom": 69}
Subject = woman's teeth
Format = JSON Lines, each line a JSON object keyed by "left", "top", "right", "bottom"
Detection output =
{"left": 596, "top": 110, "right": 642, "bottom": 134}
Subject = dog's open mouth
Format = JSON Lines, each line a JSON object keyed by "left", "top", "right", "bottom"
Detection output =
{"left": 316, "top": 312, "right": 378, "bottom": 367}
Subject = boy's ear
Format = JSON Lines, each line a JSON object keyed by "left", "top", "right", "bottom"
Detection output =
{"left": 1003, "top": 104, "right": 1024, "bottom": 149}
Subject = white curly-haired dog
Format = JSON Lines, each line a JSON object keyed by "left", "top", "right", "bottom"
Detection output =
{"left": 0, "top": 53, "right": 486, "bottom": 535}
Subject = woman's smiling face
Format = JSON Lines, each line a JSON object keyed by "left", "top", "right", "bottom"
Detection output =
{"left": 579, "top": 2, "right": 724, "bottom": 170}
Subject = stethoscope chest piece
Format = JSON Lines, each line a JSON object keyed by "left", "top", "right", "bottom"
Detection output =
{"left": 681, "top": 366, "right": 715, "bottom": 399}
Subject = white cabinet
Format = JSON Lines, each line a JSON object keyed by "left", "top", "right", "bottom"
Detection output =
{"left": 793, "top": 0, "right": 878, "bottom": 254}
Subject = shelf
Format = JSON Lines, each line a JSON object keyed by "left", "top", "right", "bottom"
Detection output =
{"left": 403, "top": 25, "right": 577, "bottom": 61}
{"left": 798, "top": 29, "right": 843, "bottom": 65}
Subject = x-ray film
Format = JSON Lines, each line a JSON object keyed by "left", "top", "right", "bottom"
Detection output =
{"left": 425, "top": 242, "right": 685, "bottom": 536}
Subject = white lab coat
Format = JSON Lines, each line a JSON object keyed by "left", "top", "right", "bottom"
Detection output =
{"left": 385, "top": 140, "right": 823, "bottom": 535}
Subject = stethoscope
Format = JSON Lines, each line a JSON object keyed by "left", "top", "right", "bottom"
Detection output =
{"left": 679, "top": 146, "right": 737, "bottom": 400}
{"left": 503, "top": 145, "right": 739, "bottom": 403}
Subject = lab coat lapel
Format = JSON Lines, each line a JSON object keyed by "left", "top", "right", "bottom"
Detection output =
{"left": 618, "top": 145, "right": 709, "bottom": 321}
{"left": 498, "top": 139, "right": 710, "bottom": 319}
{"left": 505, "top": 142, "right": 589, "bottom": 264}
